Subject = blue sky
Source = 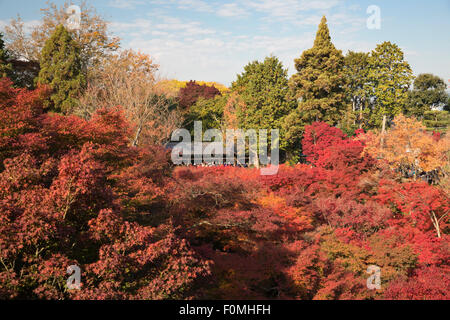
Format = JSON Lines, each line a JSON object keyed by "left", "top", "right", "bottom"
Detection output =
{"left": 1, "top": 0, "right": 449, "bottom": 87}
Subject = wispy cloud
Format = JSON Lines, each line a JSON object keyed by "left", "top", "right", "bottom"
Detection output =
{"left": 217, "top": 3, "right": 249, "bottom": 18}
{"left": 247, "top": 0, "right": 341, "bottom": 19}
{"left": 176, "top": 0, "right": 214, "bottom": 12}
{"left": 0, "top": 18, "right": 41, "bottom": 33}
{"left": 109, "top": 0, "right": 145, "bottom": 9}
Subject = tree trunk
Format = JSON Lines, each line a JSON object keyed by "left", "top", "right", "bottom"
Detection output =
{"left": 430, "top": 211, "right": 441, "bottom": 238}
{"left": 359, "top": 100, "right": 363, "bottom": 129}
{"left": 380, "top": 115, "right": 387, "bottom": 148}
{"left": 132, "top": 125, "right": 142, "bottom": 147}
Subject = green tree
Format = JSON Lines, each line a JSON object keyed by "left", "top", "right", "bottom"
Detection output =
{"left": 366, "top": 42, "right": 414, "bottom": 127}
{"left": 344, "top": 51, "right": 370, "bottom": 129}
{"left": 36, "top": 25, "right": 85, "bottom": 114}
{"left": 0, "top": 33, "right": 12, "bottom": 78}
{"left": 231, "top": 55, "right": 294, "bottom": 158}
{"left": 232, "top": 56, "right": 293, "bottom": 132}
{"left": 289, "top": 16, "right": 347, "bottom": 126}
{"left": 185, "top": 95, "right": 228, "bottom": 134}
{"left": 423, "top": 110, "right": 450, "bottom": 133}
{"left": 405, "top": 73, "right": 448, "bottom": 119}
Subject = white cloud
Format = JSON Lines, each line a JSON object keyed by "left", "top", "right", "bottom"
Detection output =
{"left": 125, "top": 27, "right": 317, "bottom": 85}
{"left": 247, "top": 0, "right": 341, "bottom": 19}
{"left": 176, "top": 0, "right": 214, "bottom": 12}
{"left": 0, "top": 19, "right": 41, "bottom": 34}
{"left": 217, "top": 3, "right": 249, "bottom": 17}
{"left": 109, "top": 0, "right": 144, "bottom": 9}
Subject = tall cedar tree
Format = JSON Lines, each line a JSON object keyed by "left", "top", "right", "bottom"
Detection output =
{"left": 231, "top": 56, "right": 294, "bottom": 148}
{"left": 289, "top": 16, "right": 347, "bottom": 126}
{"left": 36, "top": 25, "right": 86, "bottom": 114}
{"left": 366, "top": 42, "right": 414, "bottom": 127}
{"left": 178, "top": 80, "right": 221, "bottom": 110}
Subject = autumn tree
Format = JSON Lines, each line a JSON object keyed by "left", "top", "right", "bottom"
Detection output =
{"left": 178, "top": 80, "right": 221, "bottom": 110}
{"left": 3, "top": 1, "right": 120, "bottom": 78}
{"left": 0, "top": 79, "right": 209, "bottom": 299}
{"left": 223, "top": 92, "right": 244, "bottom": 130}
{"left": 76, "top": 50, "right": 181, "bottom": 146}
{"left": 289, "top": 16, "right": 347, "bottom": 126}
{"left": 158, "top": 79, "right": 229, "bottom": 98}
{"left": 361, "top": 114, "right": 449, "bottom": 175}
{"left": 36, "top": 25, "right": 86, "bottom": 114}
{"left": 377, "top": 181, "right": 449, "bottom": 238}
{"left": 366, "top": 42, "right": 414, "bottom": 127}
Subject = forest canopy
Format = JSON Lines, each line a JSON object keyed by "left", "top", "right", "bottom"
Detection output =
{"left": 0, "top": 1, "right": 449, "bottom": 301}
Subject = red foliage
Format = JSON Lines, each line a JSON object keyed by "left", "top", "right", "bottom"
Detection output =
{"left": 384, "top": 266, "right": 450, "bottom": 300}
{"left": 302, "top": 122, "right": 375, "bottom": 174}
{"left": 0, "top": 81, "right": 209, "bottom": 299}
{"left": 302, "top": 122, "right": 347, "bottom": 164}
{"left": 313, "top": 197, "right": 392, "bottom": 235}
{"left": 376, "top": 180, "right": 450, "bottom": 237}
{"left": 432, "top": 131, "right": 441, "bottom": 142}
{"left": 1, "top": 81, "right": 448, "bottom": 300}
{"left": 178, "top": 80, "right": 221, "bottom": 110}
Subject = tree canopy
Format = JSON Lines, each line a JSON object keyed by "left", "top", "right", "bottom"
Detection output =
{"left": 366, "top": 42, "right": 414, "bottom": 127}
{"left": 36, "top": 25, "right": 85, "bottom": 114}
{"left": 289, "top": 16, "right": 347, "bottom": 126}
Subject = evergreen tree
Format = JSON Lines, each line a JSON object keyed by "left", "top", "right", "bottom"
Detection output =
{"left": 0, "top": 33, "right": 12, "bottom": 78}
{"left": 289, "top": 16, "right": 347, "bottom": 126}
{"left": 366, "top": 41, "right": 414, "bottom": 127}
{"left": 36, "top": 25, "right": 85, "bottom": 114}
{"left": 344, "top": 51, "right": 370, "bottom": 129}
{"left": 405, "top": 73, "right": 448, "bottom": 119}
{"left": 232, "top": 56, "right": 293, "bottom": 131}
{"left": 232, "top": 56, "right": 294, "bottom": 152}
{"left": 185, "top": 95, "right": 228, "bottom": 134}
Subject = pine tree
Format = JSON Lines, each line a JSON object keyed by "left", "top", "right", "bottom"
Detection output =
{"left": 36, "top": 25, "right": 85, "bottom": 114}
{"left": 289, "top": 16, "right": 347, "bottom": 126}
{"left": 0, "top": 33, "right": 12, "bottom": 78}
{"left": 366, "top": 42, "right": 414, "bottom": 127}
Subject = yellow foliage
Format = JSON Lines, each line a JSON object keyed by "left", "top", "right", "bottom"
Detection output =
{"left": 157, "top": 79, "right": 230, "bottom": 97}
{"left": 361, "top": 114, "right": 450, "bottom": 172}
{"left": 258, "top": 193, "right": 314, "bottom": 232}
